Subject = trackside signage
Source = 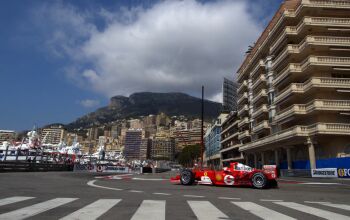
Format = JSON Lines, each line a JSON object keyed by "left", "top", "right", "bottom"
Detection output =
{"left": 311, "top": 168, "right": 338, "bottom": 178}
{"left": 338, "top": 168, "right": 350, "bottom": 178}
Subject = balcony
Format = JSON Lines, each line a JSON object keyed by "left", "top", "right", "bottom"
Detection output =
{"left": 221, "top": 120, "right": 239, "bottom": 135}
{"left": 270, "top": 17, "right": 350, "bottom": 54}
{"left": 237, "top": 92, "right": 248, "bottom": 105}
{"left": 302, "top": 0, "right": 350, "bottom": 8}
{"left": 220, "top": 132, "right": 239, "bottom": 144}
{"left": 275, "top": 99, "right": 350, "bottom": 122}
{"left": 238, "top": 117, "right": 249, "bottom": 128}
{"left": 239, "top": 123, "right": 350, "bottom": 151}
{"left": 251, "top": 74, "right": 267, "bottom": 91}
{"left": 273, "top": 64, "right": 302, "bottom": 86}
{"left": 237, "top": 80, "right": 248, "bottom": 94}
{"left": 252, "top": 89, "right": 267, "bottom": 104}
{"left": 250, "top": 60, "right": 265, "bottom": 79}
{"left": 238, "top": 130, "right": 250, "bottom": 140}
{"left": 252, "top": 104, "right": 268, "bottom": 119}
{"left": 220, "top": 143, "right": 242, "bottom": 153}
{"left": 275, "top": 77, "right": 350, "bottom": 104}
{"left": 252, "top": 120, "right": 270, "bottom": 134}
{"left": 238, "top": 105, "right": 249, "bottom": 117}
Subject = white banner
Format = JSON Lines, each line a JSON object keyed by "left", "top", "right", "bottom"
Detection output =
{"left": 311, "top": 168, "right": 338, "bottom": 178}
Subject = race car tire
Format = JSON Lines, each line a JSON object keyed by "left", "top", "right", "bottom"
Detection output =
{"left": 180, "top": 169, "right": 195, "bottom": 185}
{"left": 252, "top": 172, "right": 267, "bottom": 189}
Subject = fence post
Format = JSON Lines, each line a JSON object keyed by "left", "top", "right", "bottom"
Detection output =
{"left": 4, "top": 145, "right": 9, "bottom": 161}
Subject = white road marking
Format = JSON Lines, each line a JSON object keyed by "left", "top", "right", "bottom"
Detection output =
{"left": 188, "top": 201, "right": 229, "bottom": 220}
{"left": 0, "top": 198, "right": 77, "bottom": 220}
{"left": 232, "top": 202, "right": 296, "bottom": 220}
{"left": 304, "top": 201, "right": 330, "bottom": 204}
{"left": 300, "top": 182, "right": 342, "bottom": 185}
{"left": 317, "top": 202, "right": 350, "bottom": 211}
{"left": 0, "top": 197, "right": 35, "bottom": 206}
{"left": 153, "top": 193, "right": 171, "bottom": 196}
{"left": 131, "top": 200, "right": 165, "bottom": 220}
{"left": 132, "top": 178, "right": 166, "bottom": 181}
{"left": 129, "top": 190, "right": 144, "bottom": 193}
{"left": 275, "top": 202, "right": 350, "bottom": 220}
{"left": 87, "top": 180, "right": 123, "bottom": 191}
{"left": 218, "top": 197, "right": 241, "bottom": 200}
{"left": 60, "top": 199, "right": 121, "bottom": 220}
{"left": 184, "top": 195, "right": 205, "bottom": 198}
{"left": 260, "top": 199, "right": 284, "bottom": 202}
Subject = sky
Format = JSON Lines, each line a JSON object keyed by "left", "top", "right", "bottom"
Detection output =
{"left": 0, "top": 0, "right": 283, "bottom": 131}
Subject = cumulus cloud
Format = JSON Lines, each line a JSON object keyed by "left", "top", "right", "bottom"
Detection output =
{"left": 79, "top": 99, "right": 100, "bottom": 108}
{"left": 39, "top": 0, "right": 262, "bottom": 101}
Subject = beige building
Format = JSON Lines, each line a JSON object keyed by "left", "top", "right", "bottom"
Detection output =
{"left": 41, "top": 125, "right": 66, "bottom": 145}
{"left": 236, "top": 0, "right": 350, "bottom": 170}
{"left": 0, "top": 130, "right": 16, "bottom": 144}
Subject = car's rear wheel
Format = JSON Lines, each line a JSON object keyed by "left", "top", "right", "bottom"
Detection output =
{"left": 180, "top": 169, "right": 195, "bottom": 185}
{"left": 252, "top": 172, "right": 267, "bottom": 189}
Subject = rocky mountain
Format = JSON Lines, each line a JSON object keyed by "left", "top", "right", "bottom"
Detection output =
{"left": 67, "top": 92, "right": 225, "bottom": 130}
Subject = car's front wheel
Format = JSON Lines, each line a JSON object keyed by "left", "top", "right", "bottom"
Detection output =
{"left": 251, "top": 172, "right": 267, "bottom": 189}
{"left": 180, "top": 169, "right": 195, "bottom": 185}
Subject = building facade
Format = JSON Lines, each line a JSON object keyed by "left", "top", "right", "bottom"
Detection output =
{"left": 223, "top": 78, "right": 237, "bottom": 112}
{"left": 0, "top": 130, "right": 16, "bottom": 144}
{"left": 220, "top": 112, "right": 243, "bottom": 167}
{"left": 204, "top": 113, "right": 228, "bottom": 168}
{"left": 124, "top": 129, "right": 143, "bottom": 159}
{"left": 41, "top": 125, "right": 66, "bottom": 145}
{"left": 236, "top": 0, "right": 350, "bottom": 170}
{"left": 151, "top": 138, "right": 175, "bottom": 161}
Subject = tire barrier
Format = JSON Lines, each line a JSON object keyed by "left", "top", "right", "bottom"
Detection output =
{"left": 73, "top": 164, "right": 130, "bottom": 173}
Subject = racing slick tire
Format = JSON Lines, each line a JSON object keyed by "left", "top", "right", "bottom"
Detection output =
{"left": 180, "top": 169, "right": 195, "bottom": 185}
{"left": 252, "top": 172, "right": 268, "bottom": 189}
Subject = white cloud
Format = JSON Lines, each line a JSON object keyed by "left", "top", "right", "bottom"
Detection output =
{"left": 79, "top": 99, "right": 100, "bottom": 108}
{"left": 40, "top": 0, "right": 261, "bottom": 101}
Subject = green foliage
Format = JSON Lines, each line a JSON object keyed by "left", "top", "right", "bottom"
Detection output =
{"left": 178, "top": 144, "right": 201, "bottom": 167}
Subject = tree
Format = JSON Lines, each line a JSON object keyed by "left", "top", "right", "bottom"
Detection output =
{"left": 178, "top": 144, "right": 201, "bottom": 167}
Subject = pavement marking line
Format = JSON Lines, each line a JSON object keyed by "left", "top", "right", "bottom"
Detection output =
{"left": 131, "top": 200, "right": 165, "bottom": 220}
{"left": 304, "top": 201, "right": 330, "bottom": 204}
{"left": 232, "top": 202, "right": 296, "bottom": 220}
{"left": 317, "top": 202, "right": 350, "bottom": 211}
{"left": 0, "top": 198, "right": 78, "bottom": 220}
{"left": 0, "top": 197, "right": 35, "bottom": 207}
{"left": 260, "top": 199, "right": 284, "bottom": 202}
{"left": 132, "top": 178, "right": 167, "bottom": 181}
{"left": 153, "top": 193, "right": 171, "bottom": 196}
{"left": 87, "top": 180, "right": 123, "bottom": 191}
{"left": 300, "top": 182, "right": 342, "bottom": 185}
{"left": 60, "top": 199, "right": 121, "bottom": 220}
{"left": 188, "top": 201, "right": 229, "bottom": 220}
{"left": 274, "top": 202, "right": 350, "bottom": 220}
{"left": 218, "top": 197, "right": 241, "bottom": 200}
{"left": 129, "top": 190, "right": 144, "bottom": 193}
{"left": 184, "top": 195, "right": 205, "bottom": 198}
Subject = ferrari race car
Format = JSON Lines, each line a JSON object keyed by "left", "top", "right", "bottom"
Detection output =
{"left": 171, "top": 162, "right": 277, "bottom": 189}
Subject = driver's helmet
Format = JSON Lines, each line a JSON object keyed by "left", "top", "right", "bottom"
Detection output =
{"left": 223, "top": 167, "right": 228, "bottom": 171}
{"left": 236, "top": 163, "right": 244, "bottom": 170}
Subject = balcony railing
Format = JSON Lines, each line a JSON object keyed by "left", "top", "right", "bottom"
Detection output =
{"left": 252, "top": 104, "right": 268, "bottom": 119}
{"left": 275, "top": 99, "right": 350, "bottom": 122}
{"left": 238, "top": 105, "right": 249, "bottom": 117}
{"left": 250, "top": 60, "right": 265, "bottom": 79}
{"left": 274, "top": 64, "right": 302, "bottom": 86}
{"left": 251, "top": 74, "right": 267, "bottom": 91}
{"left": 303, "top": 0, "right": 350, "bottom": 8}
{"left": 275, "top": 77, "right": 350, "bottom": 104}
{"left": 252, "top": 89, "right": 268, "bottom": 104}
{"left": 238, "top": 117, "right": 249, "bottom": 128}
{"left": 220, "top": 132, "right": 239, "bottom": 144}
{"left": 252, "top": 120, "right": 270, "bottom": 133}
{"left": 238, "top": 130, "right": 250, "bottom": 140}
{"left": 220, "top": 143, "right": 242, "bottom": 153}
{"left": 239, "top": 123, "right": 350, "bottom": 151}
{"left": 237, "top": 92, "right": 248, "bottom": 105}
{"left": 237, "top": 80, "right": 248, "bottom": 94}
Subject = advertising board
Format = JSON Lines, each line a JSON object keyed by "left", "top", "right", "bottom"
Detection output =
{"left": 311, "top": 168, "right": 338, "bottom": 178}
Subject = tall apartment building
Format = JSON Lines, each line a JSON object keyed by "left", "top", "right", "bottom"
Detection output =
{"left": 222, "top": 78, "right": 237, "bottom": 112}
{"left": 236, "top": 0, "right": 350, "bottom": 170}
{"left": 0, "top": 130, "right": 16, "bottom": 144}
{"left": 124, "top": 129, "right": 143, "bottom": 159}
{"left": 151, "top": 138, "right": 175, "bottom": 161}
{"left": 220, "top": 112, "right": 244, "bottom": 167}
{"left": 41, "top": 125, "right": 66, "bottom": 145}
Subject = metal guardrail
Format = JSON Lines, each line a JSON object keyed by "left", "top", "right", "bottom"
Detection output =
{"left": 0, "top": 161, "right": 73, "bottom": 172}
{"left": 279, "top": 169, "right": 311, "bottom": 177}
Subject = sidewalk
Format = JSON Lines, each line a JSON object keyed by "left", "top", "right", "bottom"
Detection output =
{"left": 278, "top": 176, "right": 350, "bottom": 185}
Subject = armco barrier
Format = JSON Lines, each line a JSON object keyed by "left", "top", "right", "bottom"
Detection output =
{"left": 73, "top": 164, "right": 131, "bottom": 173}
{"left": 279, "top": 169, "right": 312, "bottom": 177}
{"left": 0, "top": 161, "right": 73, "bottom": 172}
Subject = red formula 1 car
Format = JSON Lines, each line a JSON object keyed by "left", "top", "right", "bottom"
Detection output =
{"left": 171, "top": 162, "right": 277, "bottom": 189}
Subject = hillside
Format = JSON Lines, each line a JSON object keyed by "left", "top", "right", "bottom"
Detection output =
{"left": 67, "top": 92, "right": 226, "bottom": 129}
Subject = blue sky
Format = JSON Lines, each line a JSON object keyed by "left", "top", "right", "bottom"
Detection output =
{"left": 0, "top": 0, "right": 283, "bottom": 131}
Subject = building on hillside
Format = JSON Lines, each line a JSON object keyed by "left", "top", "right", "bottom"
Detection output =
{"left": 236, "top": 0, "right": 350, "bottom": 170}
{"left": 222, "top": 77, "right": 237, "bottom": 112}
{"left": 220, "top": 112, "right": 243, "bottom": 167}
{"left": 204, "top": 113, "right": 228, "bottom": 169}
{"left": 172, "top": 128, "right": 203, "bottom": 153}
{"left": 0, "top": 130, "right": 16, "bottom": 144}
{"left": 124, "top": 129, "right": 143, "bottom": 159}
{"left": 129, "top": 119, "right": 143, "bottom": 129}
{"left": 139, "top": 138, "right": 151, "bottom": 160}
{"left": 151, "top": 138, "right": 175, "bottom": 161}
{"left": 41, "top": 125, "right": 66, "bottom": 145}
